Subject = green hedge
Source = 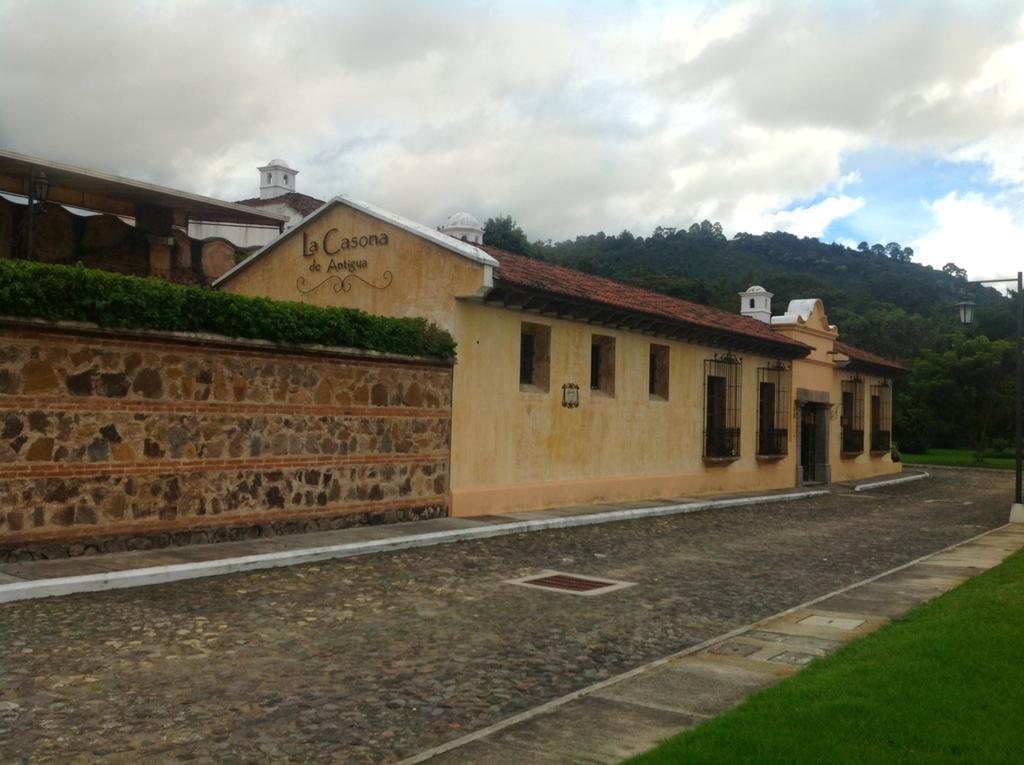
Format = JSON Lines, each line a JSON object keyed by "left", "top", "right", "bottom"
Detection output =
{"left": 0, "top": 259, "right": 456, "bottom": 360}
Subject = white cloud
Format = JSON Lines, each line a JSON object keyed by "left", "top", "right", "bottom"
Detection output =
{"left": 835, "top": 171, "right": 862, "bottom": 191}
{"left": 739, "top": 195, "right": 865, "bottom": 239}
{"left": 911, "top": 191, "right": 1024, "bottom": 280}
{"left": 0, "top": 0, "right": 1020, "bottom": 244}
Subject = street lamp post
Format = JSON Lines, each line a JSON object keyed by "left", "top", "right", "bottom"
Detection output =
{"left": 957, "top": 271, "right": 1024, "bottom": 523}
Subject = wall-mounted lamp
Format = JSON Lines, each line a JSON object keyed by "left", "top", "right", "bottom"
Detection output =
{"left": 32, "top": 170, "right": 50, "bottom": 205}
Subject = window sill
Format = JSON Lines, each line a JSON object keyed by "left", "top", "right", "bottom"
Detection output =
{"left": 648, "top": 394, "right": 669, "bottom": 403}
{"left": 703, "top": 455, "right": 740, "bottom": 466}
{"left": 519, "top": 384, "right": 549, "bottom": 394}
{"left": 756, "top": 453, "right": 787, "bottom": 463}
{"left": 840, "top": 450, "right": 864, "bottom": 459}
{"left": 590, "top": 389, "right": 615, "bottom": 399}
{"left": 870, "top": 449, "right": 891, "bottom": 457}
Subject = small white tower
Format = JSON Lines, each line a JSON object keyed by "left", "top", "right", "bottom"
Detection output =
{"left": 258, "top": 159, "right": 298, "bottom": 200}
{"left": 739, "top": 285, "right": 773, "bottom": 324}
{"left": 439, "top": 212, "right": 484, "bottom": 244}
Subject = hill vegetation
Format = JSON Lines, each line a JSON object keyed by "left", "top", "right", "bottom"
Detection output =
{"left": 484, "top": 216, "right": 1016, "bottom": 456}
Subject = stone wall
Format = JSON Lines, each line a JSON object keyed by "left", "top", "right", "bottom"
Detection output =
{"left": 0, "top": 319, "right": 452, "bottom": 561}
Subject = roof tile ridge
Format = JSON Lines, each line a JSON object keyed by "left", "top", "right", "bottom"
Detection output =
{"left": 481, "top": 245, "right": 803, "bottom": 343}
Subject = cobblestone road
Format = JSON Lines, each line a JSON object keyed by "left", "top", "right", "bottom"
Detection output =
{"left": 0, "top": 470, "right": 1011, "bottom": 764}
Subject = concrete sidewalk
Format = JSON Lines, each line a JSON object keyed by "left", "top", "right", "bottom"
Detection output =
{"left": 405, "top": 520, "right": 1024, "bottom": 765}
{"left": 0, "top": 471, "right": 923, "bottom": 603}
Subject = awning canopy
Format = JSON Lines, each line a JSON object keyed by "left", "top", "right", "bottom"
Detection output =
{"left": 0, "top": 149, "right": 286, "bottom": 229}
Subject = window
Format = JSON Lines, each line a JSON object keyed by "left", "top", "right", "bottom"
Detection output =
{"left": 267, "top": 173, "right": 272, "bottom": 183}
{"left": 757, "top": 364, "right": 789, "bottom": 455}
{"left": 649, "top": 344, "right": 669, "bottom": 400}
{"left": 749, "top": 298, "right": 755, "bottom": 309}
{"left": 284, "top": 174, "right": 289, "bottom": 184}
{"left": 704, "top": 355, "right": 741, "bottom": 458}
{"left": 590, "top": 335, "right": 616, "bottom": 396}
{"left": 870, "top": 382, "right": 892, "bottom": 452}
{"left": 519, "top": 322, "right": 551, "bottom": 391}
{"left": 841, "top": 378, "right": 865, "bottom": 454}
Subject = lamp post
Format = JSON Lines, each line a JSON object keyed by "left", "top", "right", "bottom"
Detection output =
{"left": 24, "top": 168, "right": 50, "bottom": 260}
{"left": 957, "top": 270, "right": 1024, "bottom": 523}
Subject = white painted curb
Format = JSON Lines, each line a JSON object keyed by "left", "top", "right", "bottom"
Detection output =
{"left": 0, "top": 489, "right": 828, "bottom": 604}
{"left": 854, "top": 471, "right": 929, "bottom": 492}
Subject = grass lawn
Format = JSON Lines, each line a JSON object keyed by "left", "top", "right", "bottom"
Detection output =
{"left": 901, "top": 448, "right": 1015, "bottom": 470}
{"left": 624, "top": 549, "right": 1024, "bottom": 765}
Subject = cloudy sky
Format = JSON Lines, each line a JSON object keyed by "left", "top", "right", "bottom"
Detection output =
{"left": 1, "top": 0, "right": 1022, "bottom": 278}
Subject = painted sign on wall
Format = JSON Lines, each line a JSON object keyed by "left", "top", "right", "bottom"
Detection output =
{"left": 297, "top": 228, "right": 393, "bottom": 295}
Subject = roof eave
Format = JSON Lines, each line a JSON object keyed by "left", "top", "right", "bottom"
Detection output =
{"left": 0, "top": 148, "right": 287, "bottom": 227}
{"left": 835, "top": 358, "right": 909, "bottom": 378}
{"left": 484, "top": 280, "right": 810, "bottom": 359}
{"left": 213, "top": 194, "right": 498, "bottom": 288}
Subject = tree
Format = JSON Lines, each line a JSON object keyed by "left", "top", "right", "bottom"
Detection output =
{"left": 907, "top": 335, "right": 1015, "bottom": 459}
{"left": 686, "top": 220, "right": 725, "bottom": 240}
{"left": 483, "top": 215, "right": 532, "bottom": 256}
{"left": 857, "top": 241, "right": 870, "bottom": 253}
{"left": 942, "top": 262, "right": 968, "bottom": 280}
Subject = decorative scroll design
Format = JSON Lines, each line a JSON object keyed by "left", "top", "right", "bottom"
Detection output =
{"left": 296, "top": 271, "right": 394, "bottom": 295}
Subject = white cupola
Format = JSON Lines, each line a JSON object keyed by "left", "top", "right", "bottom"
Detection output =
{"left": 739, "top": 285, "right": 773, "bottom": 324}
{"left": 258, "top": 159, "right": 298, "bottom": 199}
{"left": 439, "top": 211, "right": 484, "bottom": 244}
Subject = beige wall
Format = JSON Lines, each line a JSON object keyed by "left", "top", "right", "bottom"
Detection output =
{"left": 222, "top": 212, "right": 900, "bottom": 517}
{"left": 219, "top": 204, "right": 487, "bottom": 332}
{"left": 830, "top": 372, "right": 896, "bottom": 482}
{"left": 449, "top": 301, "right": 797, "bottom": 515}
{"left": 782, "top": 301, "right": 898, "bottom": 485}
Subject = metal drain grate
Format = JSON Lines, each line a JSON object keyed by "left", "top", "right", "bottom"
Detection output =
{"left": 505, "top": 570, "right": 636, "bottom": 597}
{"left": 526, "top": 574, "right": 612, "bottom": 592}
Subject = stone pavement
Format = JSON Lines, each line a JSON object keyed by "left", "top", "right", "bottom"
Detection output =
{"left": 0, "top": 483, "right": 840, "bottom": 601}
{"left": 0, "top": 468, "right": 1011, "bottom": 763}
{"left": 412, "top": 522, "right": 1024, "bottom": 764}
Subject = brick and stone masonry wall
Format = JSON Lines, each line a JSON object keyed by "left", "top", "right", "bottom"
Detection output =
{"left": 0, "top": 319, "right": 453, "bottom": 561}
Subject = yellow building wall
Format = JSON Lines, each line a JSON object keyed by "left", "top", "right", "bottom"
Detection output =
{"left": 830, "top": 372, "right": 897, "bottom": 482}
{"left": 449, "top": 301, "right": 797, "bottom": 516}
{"left": 222, "top": 213, "right": 900, "bottom": 517}
{"left": 781, "top": 301, "right": 899, "bottom": 485}
{"left": 219, "top": 204, "right": 487, "bottom": 331}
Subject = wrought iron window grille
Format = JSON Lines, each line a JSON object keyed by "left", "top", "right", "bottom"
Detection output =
{"left": 841, "top": 377, "right": 865, "bottom": 454}
{"left": 870, "top": 380, "right": 892, "bottom": 452}
{"left": 704, "top": 354, "right": 742, "bottom": 458}
{"left": 757, "top": 362, "right": 790, "bottom": 456}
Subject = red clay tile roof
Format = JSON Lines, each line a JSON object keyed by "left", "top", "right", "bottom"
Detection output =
{"left": 833, "top": 340, "right": 908, "bottom": 375}
{"left": 479, "top": 246, "right": 810, "bottom": 357}
{"left": 236, "top": 192, "right": 326, "bottom": 217}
